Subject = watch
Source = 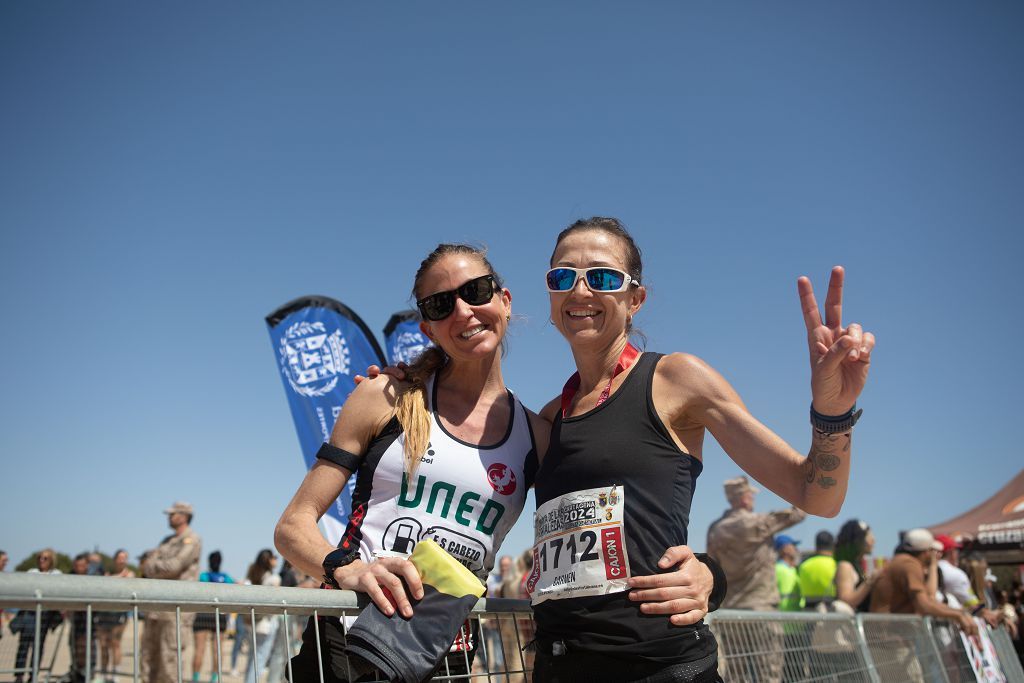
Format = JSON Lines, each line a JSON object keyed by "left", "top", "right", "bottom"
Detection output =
{"left": 810, "top": 404, "right": 863, "bottom": 434}
{"left": 322, "top": 547, "right": 360, "bottom": 589}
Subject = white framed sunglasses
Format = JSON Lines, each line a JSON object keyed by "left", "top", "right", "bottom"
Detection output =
{"left": 545, "top": 266, "right": 639, "bottom": 293}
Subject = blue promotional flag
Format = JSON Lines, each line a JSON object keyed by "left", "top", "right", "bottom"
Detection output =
{"left": 383, "top": 310, "right": 434, "bottom": 366}
{"left": 266, "top": 296, "right": 386, "bottom": 544}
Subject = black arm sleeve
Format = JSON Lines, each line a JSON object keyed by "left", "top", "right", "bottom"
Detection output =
{"left": 315, "top": 442, "right": 361, "bottom": 472}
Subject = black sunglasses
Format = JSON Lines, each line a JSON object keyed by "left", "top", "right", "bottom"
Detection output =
{"left": 417, "top": 274, "right": 498, "bottom": 322}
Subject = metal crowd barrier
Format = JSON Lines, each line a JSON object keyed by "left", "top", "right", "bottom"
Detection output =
{"left": 0, "top": 573, "right": 533, "bottom": 683}
{"left": 1, "top": 573, "right": 1021, "bottom": 683}
{"left": 706, "top": 609, "right": 1024, "bottom": 683}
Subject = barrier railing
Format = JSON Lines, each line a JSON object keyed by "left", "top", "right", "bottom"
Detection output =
{"left": 706, "top": 609, "right": 1023, "bottom": 683}
{"left": 1, "top": 573, "right": 1020, "bottom": 682}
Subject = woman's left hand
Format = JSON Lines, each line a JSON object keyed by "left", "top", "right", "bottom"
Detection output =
{"left": 627, "top": 545, "right": 713, "bottom": 626}
{"left": 799, "top": 266, "right": 875, "bottom": 415}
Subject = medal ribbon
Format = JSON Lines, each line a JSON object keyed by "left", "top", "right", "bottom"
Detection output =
{"left": 560, "top": 343, "right": 640, "bottom": 418}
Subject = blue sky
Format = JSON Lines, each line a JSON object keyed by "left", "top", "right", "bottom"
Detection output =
{"left": 1, "top": 2, "right": 1021, "bottom": 580}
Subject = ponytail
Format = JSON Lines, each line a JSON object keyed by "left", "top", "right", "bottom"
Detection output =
{"left": 394, "top": 346, "right": 447, "bottom": 480}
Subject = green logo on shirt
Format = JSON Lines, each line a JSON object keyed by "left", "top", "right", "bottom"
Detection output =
{"left": 398, "top": 474, "right": 505, "bottom": 535}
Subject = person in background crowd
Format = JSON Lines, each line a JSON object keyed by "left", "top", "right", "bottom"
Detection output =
{"left": 798, "top": 531, "right": 837, "bottom": 609}
{"left": 708, "top": 476, "right": 806, "bottom": 611}
{"left": 961, "top": 553, "right": 1005, "bottom": 627}
{"left": 870, "top": 529, "right": 976, "bottom": 635}
{"left": 87, "top": 551, "right": 104, "bottom": 576}
{"left": 0, "top": 549, "right": 6, "bottom": 642}
{"left": 243, "top": 549, "right": 281, "bottom": 683}
{"left": 13, "top": 549, "right": 63, "bottom": 683}
{"left": 96, "top": 549, "right": 135, "bottom": 683}
{"left": 995, "top": 589, "right": 1018, "bottom": 640}
{"left": 1010, "top": 587, "right": 1024, "bottom": 662}
{"left": 192, "top": 551, "right": 234, "bottom": 683}
{"left": 228, "top": 611, "right": 249, "bottom": 679}
{"left": 68, "top": 552, "right": 96, "bottom": 683}
{"left": 983, "top": 568, "right": 999, "bottom": 609}
{"left": 480, "top": 555, "right": 512, "bottom": 674}
{"left": 834, "top": 519, "right": 877, "bottom": 612}
{"left": 774, "top": 535, "right": 805, "bottom": 679}
{"left": 499, "top": 549, "right": 535, "bottom": 683}
{"left": 264, "top": 561, "right": 304, "bottom": 683}
{"left": 774, "top": 535, "right": 802, "bottom": 612}
{"left": 935, "top": 534, "right": 975, "bottom": 611}
{"left": 278, "top": 559, "right": 299, "bottom": 588}
{"left": 140, "top": 501, "right": 202, "bottom": 683}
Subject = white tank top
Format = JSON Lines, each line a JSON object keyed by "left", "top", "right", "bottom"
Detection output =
{"left": 342, "top": 375, "right": 536, "bottom": 580}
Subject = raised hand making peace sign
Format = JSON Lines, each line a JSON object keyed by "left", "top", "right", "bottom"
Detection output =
{"left": 798, "top": 266, "right": 875, "bottom": 416}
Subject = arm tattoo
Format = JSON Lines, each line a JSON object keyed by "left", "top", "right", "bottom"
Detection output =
{"left": 805, "top": 430, "right": 851, "bottom": 488}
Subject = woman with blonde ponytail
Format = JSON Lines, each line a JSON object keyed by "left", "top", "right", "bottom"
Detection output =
{"left": 275, "top": 243, "right": 549, "bottom": 671}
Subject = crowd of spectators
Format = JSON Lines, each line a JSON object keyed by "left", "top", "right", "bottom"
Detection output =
{"left": 697, "top": 476, "right": 1024, "bottom": 672}
{"left": 762, "top": 521, "right": 1024, "bottom": 666}
{"left": 0, "top": 502, "right": 317, "bottom": 683}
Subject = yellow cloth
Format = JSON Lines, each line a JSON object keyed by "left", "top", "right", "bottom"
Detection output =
{"left": 408, "top": 539, "right": 486, "bottom": 599}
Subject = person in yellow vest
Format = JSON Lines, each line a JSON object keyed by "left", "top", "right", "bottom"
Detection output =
{"left": 775, "top": 534, "right": 803, "bottom": 612}
{"left": 775, "top": 534, "right": 806, "bottom": 681}
{"left": 798, "top": 530, "right": 837, "bottom": 608}
{"left": 798, "top": 531, "right": 841, "bottom": 680}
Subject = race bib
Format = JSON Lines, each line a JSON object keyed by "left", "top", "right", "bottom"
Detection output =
{"left": 527, "top": 485, "right": 630, "bottom": 605}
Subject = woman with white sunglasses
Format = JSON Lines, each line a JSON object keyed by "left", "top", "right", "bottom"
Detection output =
{"left": 530, "top": 217, "right": 875, "bottom": 682}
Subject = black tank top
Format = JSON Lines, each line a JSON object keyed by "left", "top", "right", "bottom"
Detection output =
{"left": 533, "top": 352, "right": 717, "bottom": 663}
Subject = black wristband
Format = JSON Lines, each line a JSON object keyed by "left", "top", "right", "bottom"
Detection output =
{"left": 810, "top": 404, "right": 862, "bottom": 434}
{"left": 695, "top": 553, "right": 727, "bottom": 613}
{"left": 322, "top": 547, "right": 360, "bottom": 589}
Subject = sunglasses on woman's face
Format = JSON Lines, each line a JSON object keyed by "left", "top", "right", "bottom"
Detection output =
{"left": 545, "top": 266, "right": 638, "bottom": 293}
{"left": 417, "top": 274, "right": 498, "bottom": 322}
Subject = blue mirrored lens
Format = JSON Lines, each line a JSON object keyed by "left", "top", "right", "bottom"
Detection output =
{"left": 547, "top": 268, "right": 578, "bottom": 291}
{"left": 586, "top": 268, "right": 625, "bottom": 291}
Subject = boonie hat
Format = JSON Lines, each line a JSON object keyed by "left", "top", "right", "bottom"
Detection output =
{"left": 164, "top": 501, "right": 194, "bottom": 515}
{"left": 724, "top": 476, "right": 759, "bottom": 500}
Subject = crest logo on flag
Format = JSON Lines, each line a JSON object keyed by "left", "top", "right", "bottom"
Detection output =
{"left": 390, "top": 331, "right": 429, "bottom": 365}
{"left": 278, "top": 321, "right": 351, "bottom": 397}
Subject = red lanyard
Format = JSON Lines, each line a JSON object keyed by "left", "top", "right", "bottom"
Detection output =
{"left": 560, "top": 343, "right": 640, "bottom": 418}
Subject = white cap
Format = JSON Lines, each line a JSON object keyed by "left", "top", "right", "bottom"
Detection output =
{"left": 902, "top": 528, "right": 936, "bottom": 552}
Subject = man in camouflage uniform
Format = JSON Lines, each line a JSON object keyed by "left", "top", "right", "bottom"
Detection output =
{"left": 707, "top": 477, "right": 806, "bottom": 682}
{"left": 140, "top": 501, "right": 201, "bottom": 683}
